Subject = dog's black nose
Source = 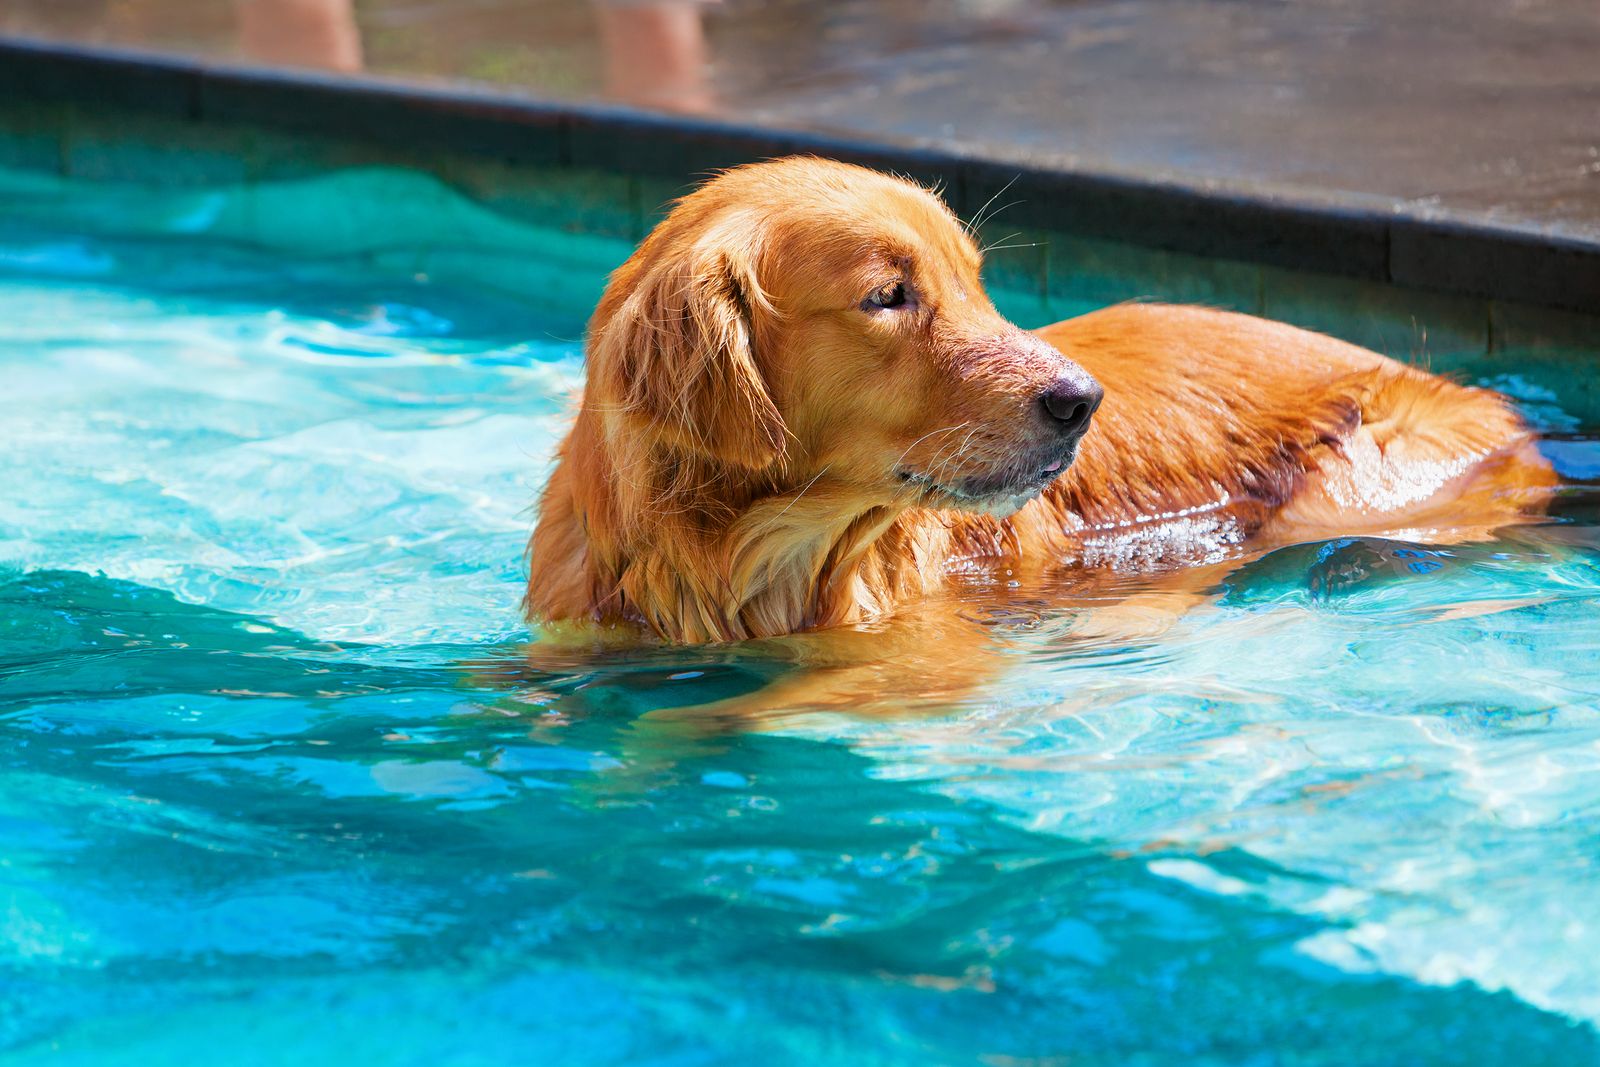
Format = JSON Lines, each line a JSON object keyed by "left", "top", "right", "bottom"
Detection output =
{"left": 1039, "top": 376, "right": 1104, "bottom": 437}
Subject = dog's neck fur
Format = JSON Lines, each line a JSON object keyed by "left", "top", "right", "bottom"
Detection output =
{"left": 525, "top": 407, "right": 1015, "bottom": 643}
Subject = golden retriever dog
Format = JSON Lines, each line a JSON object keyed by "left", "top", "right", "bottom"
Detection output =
{"left": 520, "top": 157, "right": 1553, "bottom": 711}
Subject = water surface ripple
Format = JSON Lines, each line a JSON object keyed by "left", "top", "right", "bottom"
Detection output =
{"left": 3, "top": 187, "right": 1600, "bottom": 1066}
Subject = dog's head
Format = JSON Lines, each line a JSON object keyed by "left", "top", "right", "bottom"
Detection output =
{"left": 586, "top": 157, "right": 1101, "bottom": 517}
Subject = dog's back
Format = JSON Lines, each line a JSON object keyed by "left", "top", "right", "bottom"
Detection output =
{"left": 1024, "top": 303, "right": 1553, "bottom": 561}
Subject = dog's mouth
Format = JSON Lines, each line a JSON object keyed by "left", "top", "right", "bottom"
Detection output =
{"left": 896, "top": 448, "right": 1077, "bottom": 517}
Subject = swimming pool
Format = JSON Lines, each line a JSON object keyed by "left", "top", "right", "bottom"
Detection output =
{"left": 4, "top": 161, "right": 1600, "bottom": 1066}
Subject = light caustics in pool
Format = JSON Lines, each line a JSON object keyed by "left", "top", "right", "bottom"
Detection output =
{"left": 3, "top": 167, "right": 1600, "bottom": 1066}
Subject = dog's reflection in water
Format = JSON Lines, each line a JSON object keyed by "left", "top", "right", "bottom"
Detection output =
{"left": 482, "top": 558, "right": 1228, "bottom": 746}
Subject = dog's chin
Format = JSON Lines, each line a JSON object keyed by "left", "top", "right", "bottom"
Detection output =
{"left": 896, "top": 451, "right": 1076, "bottom": 518}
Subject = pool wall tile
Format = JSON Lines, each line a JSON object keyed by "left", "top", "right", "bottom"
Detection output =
{"left": 62, "top": 112, "right": 251, "bottom": 186}
{"left": 990, "top": 288, "right": 1055, "bottom": 328}
{"left": 1044, "top": 234, "right": 1263, "bottom": 315}
{"left": 1155, "top": 251, "right": 1262, "bottom": 311}
{"left": 1260, "top": 267, "right": 1489, "bottom": 363}
{"left": 1046, "top": 234, "right": 1164, "bottom": 309}
{"left": 241, "top": 125, "right": 426, "bottom": 182}
{"left": 632, "top": 174, "right": 697, "bottom": 239}
{"left": 0, "top": 102, "right": 66, "bottom": 175}
{"left": 1490, "top": 300, "right": 1600, "bottom": 354}
{"left": 976, "top": 224, "right": 1050, "bottom": 299}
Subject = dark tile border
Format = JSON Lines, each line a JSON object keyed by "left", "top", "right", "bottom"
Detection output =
{"left": 960, "top": 161, "right": 1393, "bottom": 278}
{"left": 1390, "top": 220, "right": 1600, "bottom": 316}
{"left": 198, "top": 66, "right": 564, "bottom": 165}
{"left": 0, "top": 35, "right": 197, "bottom": 117}
{"left": 0, "top": 35, "right": 1595, "bottom": 315}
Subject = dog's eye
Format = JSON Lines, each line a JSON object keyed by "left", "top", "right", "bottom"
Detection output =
{"left": 863, "top": 281, "right": 908, "bottom": 311}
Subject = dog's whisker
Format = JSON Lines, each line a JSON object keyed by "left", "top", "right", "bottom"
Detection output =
{"left": 926, "top": 425, "right": 983, "bottom": 488}
{"left": 978, "top": 230, "right": 1034, "bottom": 255}
{"left": 890, "top": 422, "right": 973, "bottom": 476}
{"left": 968, "top": 175, "right": 1021, "bottom": 234}
{"left": 979, "top": 241, "right": 1046, "bottom": 255}
{"left": 974, "top": 208, "right": 1029, "bottom": 250}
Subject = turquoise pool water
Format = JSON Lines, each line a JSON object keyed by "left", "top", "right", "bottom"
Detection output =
{"left": 3, "top": 166, "right": 1600, "bottom": 1066}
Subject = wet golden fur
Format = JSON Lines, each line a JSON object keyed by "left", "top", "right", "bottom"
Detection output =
{"left": 524, "top": 157, "right": 1554, "bottom": 649}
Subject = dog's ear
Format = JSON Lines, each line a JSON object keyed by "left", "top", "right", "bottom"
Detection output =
{"left": 594, "top": 238, "right": 785, "bottom": 470}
